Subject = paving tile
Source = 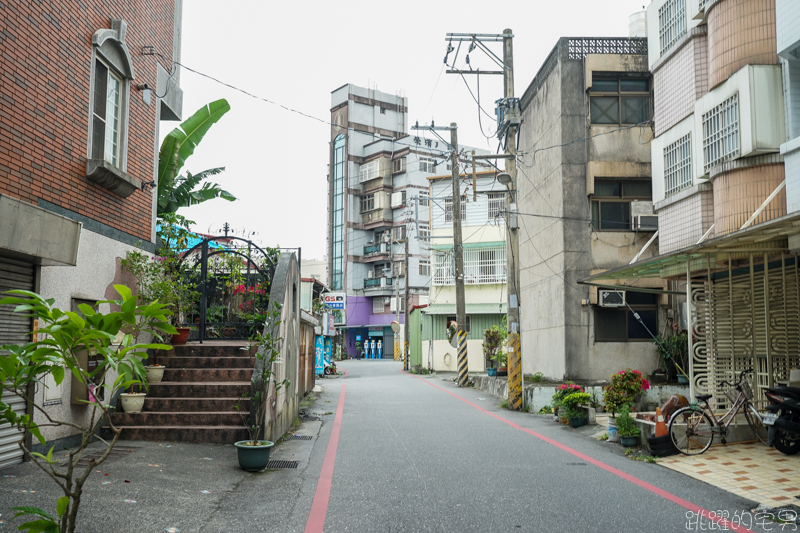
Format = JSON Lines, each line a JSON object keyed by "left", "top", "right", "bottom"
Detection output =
{"left": 734, "top": 477, "right": 749, "bottom": 481}
{"left": 774, "top": 478, "right": 791, "bottom": 483}
{"left": 741, "top": 486, "right": 758, "bottom": 490}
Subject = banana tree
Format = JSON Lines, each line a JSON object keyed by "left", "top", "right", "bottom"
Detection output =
{"left": 157, "top": 98, "right": 236, "bottom": 216}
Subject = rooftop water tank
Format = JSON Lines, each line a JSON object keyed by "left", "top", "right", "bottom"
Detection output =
{"left": 629, "top": 11, "right": 647, "bottom": 38}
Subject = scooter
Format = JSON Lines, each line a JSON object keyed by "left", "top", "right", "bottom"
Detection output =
{"left": 323, "top": 360, "right": 337, "bottom": 376}
{"left": 764, "top": 385, "right": 800, "bottom": 455}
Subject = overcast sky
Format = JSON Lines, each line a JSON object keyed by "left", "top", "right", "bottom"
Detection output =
{"left": 172, "top": 0, "right": 650, "bottom": 260}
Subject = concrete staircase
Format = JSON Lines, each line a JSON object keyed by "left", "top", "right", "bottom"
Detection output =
{"left": 111, "top": 342, "right": 255, "bottom": 443}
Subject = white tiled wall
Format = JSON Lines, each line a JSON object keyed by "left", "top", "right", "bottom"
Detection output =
{"left": 777, "top": 0, "right": 800, "bottom": 58}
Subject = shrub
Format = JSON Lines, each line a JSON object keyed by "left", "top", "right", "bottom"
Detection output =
{"left": 551, "top": 382, "right": 584, "bottom": 411}
{"left": 602, "top": 368, "right": 650, "bottom": 415}
{"left": 616, "top": 404, "right": 641, "bottom": 438}
{"left": 562, "top": 392, "right": 591, "bottom": 418}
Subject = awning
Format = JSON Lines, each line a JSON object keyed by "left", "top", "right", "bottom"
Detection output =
{"left": 422, "top": 303, "right": 507, "bottom": 315}
{"left": 580, "top": 212, "right": 800, "bottom": 284}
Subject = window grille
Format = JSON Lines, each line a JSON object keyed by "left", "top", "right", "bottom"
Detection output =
{"left": 419, "top": 223, "right": 430, "bottom": 241}
{"left": 359, "top": 161, "right": 378, "bottom": 181}
{"left": 360, "top": 193, "right": 375, "bottom": 213}
{"left": 488, "top": 193, "right": 505, "bottom": 219}
{"left": 659, "top": 0, "right": 686, "bottom": 56}
{"left": 373, "top": 298, "right": 385, "bottom": 314}
{"left": 433, "top": 252, "right": 454, "bottom": 286}
{"left": 444, "top": 197, "right": 467, "bottom": 222}
{"left": 589, "top": 78, "right": 650, "bottom": 126}
{"left": 664, "top": 133, "right": 692, "bottom": 196}
{"left": 702, "top": 94, "right": 739, "bottom": 172}
{"left": 463, "top": 247, "right": 507, "bottom": 284}
{"left": 591, "top": 179, "right": 652, "bottom": 231}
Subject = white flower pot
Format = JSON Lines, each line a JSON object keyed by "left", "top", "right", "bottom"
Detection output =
{"left": 119, "top": 393, "right": 146, "bottom": 414}
{"left": 145, "top": 365, "right": 165, "bottom": 383}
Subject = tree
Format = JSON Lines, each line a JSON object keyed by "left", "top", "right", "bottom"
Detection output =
{"left": 0, "top": 286, "right": 174, "bottom": 533}
{"left": 157, "top": 98, "right": 236, "bottom": 216}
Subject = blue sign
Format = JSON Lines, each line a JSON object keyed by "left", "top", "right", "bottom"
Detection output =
{"left": 356, "top": 335, "right": 361, "bottom": 341}
{"left": 315, "top": 337, "right": 324, "bottom": 375}
{"left": 324, "top": 338, "right": 332, "bottom": 365}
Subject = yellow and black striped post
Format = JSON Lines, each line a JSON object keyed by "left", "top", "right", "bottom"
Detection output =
{"left": 507, "top": 333, "right": 522, "bottom": 410}
{"left": 404, "top": 341, "right": 409, "bottom": 370}
{"left": 456, "top": 330, "right": 469, "bottom": 387}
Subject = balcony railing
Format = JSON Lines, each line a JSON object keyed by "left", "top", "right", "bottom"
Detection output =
{"left": 364, "top": 277, "right": 393, "bottom": 289}
{"left": 364, "top": 243, "right": 388, "bottom": 255}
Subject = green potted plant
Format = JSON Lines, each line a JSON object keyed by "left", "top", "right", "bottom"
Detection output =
{"left": 483, "top": 325, "right": 504, "bottom": 376}
{"left": 616, "top": 404, "right": 641, "bottom": 446}
{"left": 234, "top": 304, "right": 289, "bottom": 472}
{"left": 551, "top": 382, "right": 584, "bottom": 424}
{"left": 652, "top": 324, "right": 689, "bottom": 383}
{"left": 562, "top": 391, "right": 591, "bottom": 428}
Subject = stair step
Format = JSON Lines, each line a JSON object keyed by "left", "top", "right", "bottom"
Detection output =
{"left": 168, "top": 344, "right": 256, "bottom": 358}
{"left": 157, "top": 356, "right": 255, "bottom": 369}
{"left": 160, "top": 368, "right": 253, "bottom": 382}
{"left": 140, "top": 397, "right": 250, "bottom": 412}
{"left": 142, "top": 382, "right": 250, "bottom": 398}
{"left": 115, "top": 425, "right": 249, "bottom": 444}
{"left": 112, "top": 411, "right": 243, "bottom": 426}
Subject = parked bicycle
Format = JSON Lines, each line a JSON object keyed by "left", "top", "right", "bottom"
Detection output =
{"left": 668, "top": 368, "right": 768, "bottom": 455}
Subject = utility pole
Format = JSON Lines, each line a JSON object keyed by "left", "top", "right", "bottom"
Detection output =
{"left": 411, "top": 121, "right": 467, "bottom": 386}
{"left": 503, "top": 28, "right": 522, "bottom": 411}
{"left": 403, "top": 229, "right": 410, "bottom": 370}
{"left": 444, "top": 29, "right": 521, "bottom": 406}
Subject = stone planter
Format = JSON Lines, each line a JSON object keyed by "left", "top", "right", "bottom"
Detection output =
{"left": 119, "top": 393, "right": 146, "bottom": 414}
{"left": 145, "top": 365, "right": 165, "bottom": 384}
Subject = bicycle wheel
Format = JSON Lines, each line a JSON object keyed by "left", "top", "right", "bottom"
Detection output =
{"left": 743, "top": 404, "right": 769, "bottom": 446}
{"left": 669, "top": 406, "right": 714, "bottom": 455}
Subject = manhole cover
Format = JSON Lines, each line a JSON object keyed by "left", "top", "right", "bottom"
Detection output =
{"left": 266, "top": 460, "right": 298, "bottom": 469}
{"left": 288, "top": 435, "right": 312, "bottom": 441}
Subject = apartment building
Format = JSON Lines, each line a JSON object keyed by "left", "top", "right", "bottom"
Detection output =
{"left": 0, "top": 1, "right": 184, "bottom": 467}
{"left": 421, "top": 170, "right": 507, "bottom": 372}
{"left": 327, "top": 84, "right": 451, "bottom": 358}
{"left": 517, "top": 36, "right": 662, "bottom": 382}
{"left": 586, "top": 0, "right": 800, "bottom": 407}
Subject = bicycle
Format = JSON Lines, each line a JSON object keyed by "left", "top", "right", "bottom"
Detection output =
{"left": 668, "top": 368, "right": 769, "bottom": 455}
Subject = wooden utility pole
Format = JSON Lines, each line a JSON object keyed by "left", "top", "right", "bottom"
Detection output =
{"left": 403, "top": 232, "right": 410, "bottom": 370}
{"left": 450, "top": 123, "right": 468, "bottom": 387}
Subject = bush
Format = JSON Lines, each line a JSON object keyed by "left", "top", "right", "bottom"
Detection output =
{"left": 562, "top": 392, "right": 591, "bottom": 418}
{"left": 602, "top": 368, "right": 650, "bottom": 415}
{"left": 616, "top": 404, "right": 641, "bottom": 438}
{"left": 551, "top": 382, "right": 584, "bottom": 411}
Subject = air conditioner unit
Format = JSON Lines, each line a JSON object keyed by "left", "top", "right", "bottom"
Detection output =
{"left": 391, "top": 192, "right": 405, "bottom": 208}
{"left": 632, "top": 215, "right": 658, "bottom": 232}
{"left": 631, "top": 200, "right": 654, "bottom": 217}
{"left": 368, "top": 271, "right": 374, "bottom": 279}
{"left": 599, "top": 289, "right": 625, "bottom": 307}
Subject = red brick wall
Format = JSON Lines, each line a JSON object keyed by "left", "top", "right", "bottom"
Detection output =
{"left": 0, "top": 1, "right": 176, "bottom": 241}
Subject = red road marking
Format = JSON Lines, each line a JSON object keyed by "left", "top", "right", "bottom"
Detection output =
{"left": 304, "top": 369, "right": 347, "bottom": 533}
{"left": 408, "top": 372, "right": 756, "bottom": 533}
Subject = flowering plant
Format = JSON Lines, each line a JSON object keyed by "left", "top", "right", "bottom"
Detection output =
{"left": 562, "top": 391, "right": 591, "bottom": 419}
{"left": 551, "top": 382, "right": 584, "bottom": 410}
{"left": 603, "top": 368, "right": 650, "bottom": 415}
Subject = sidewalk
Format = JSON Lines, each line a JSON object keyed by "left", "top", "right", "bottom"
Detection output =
{"left": 0, "top": 420, "right": 322, "bottom": 532}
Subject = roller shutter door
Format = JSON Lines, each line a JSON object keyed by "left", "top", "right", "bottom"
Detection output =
{"left": 0, "top": 257, "right": 34, "bottom": 469}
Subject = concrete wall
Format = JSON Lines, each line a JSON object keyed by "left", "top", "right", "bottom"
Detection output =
{"left": 35, "top": 229, "right": 141, "bottom": 442}
{"left": 259, "top": 253, "right": 302, "bottom": 444}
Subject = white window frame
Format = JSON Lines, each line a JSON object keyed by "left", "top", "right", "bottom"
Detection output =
{"left": 702, "top": 94, "right": 740, "bottom": 173}
{"left": 664, "top": 133, "right": 692, "bottom": 196}
{"left": 419, "top": 157, "right": 436, "bottom": 173}
{"left": 373, "top": 298, "right": 385, "bottom": 314}
{"left": 91, "top": 58, "right": 124, "bottom": 167}
{"left": 659, "top": 0, "right": 686, "bottom": 56}
{"left": 418, "top": 223, "right": 430, "bottom": 241}
{"left": 360, "top": 161, "right": 378, "bottom": 182}
{"left": 419, "top": 192, "right": 430, "bottom": 207}
{"left": 444, "top": 197, "right": 467, "bottom": 223}
{"left": 393, "top": 225, "right": 406, "bottom": 242}
{"left": 419, "top": 259, "right": 430, "bottom": 277}
{"left": 393, "top": 157, "right": 406, "bottom": 174}
{"left": 463, "top": 247, "right": 507, "bottom": 285}
{"left": 488, "top": 192, "right": 505, "bottom": 219}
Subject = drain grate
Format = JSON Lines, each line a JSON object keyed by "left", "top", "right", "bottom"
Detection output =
{"left": 59, "top": 446, "right": 140, "bottom": 468}
{"left": 288, "top": 435, "right": 313, "bottom": 441}
{"left": 266, "top": 460, "right": 298, "bottom": 469}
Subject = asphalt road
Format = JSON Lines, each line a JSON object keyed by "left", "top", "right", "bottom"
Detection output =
{"left": 0, "top": 360, "right": 783, "bottom": 532}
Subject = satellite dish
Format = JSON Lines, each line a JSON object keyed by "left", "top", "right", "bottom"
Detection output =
{"left": 390, "top": 321, "right": 401, "bottom": 333}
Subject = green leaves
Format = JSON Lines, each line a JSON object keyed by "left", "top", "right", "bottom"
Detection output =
{"left": 12, "top": 507, "right": 58, "bottom": 533}
{"left": 157, "top": 99, "right": 233, "bottom": 216}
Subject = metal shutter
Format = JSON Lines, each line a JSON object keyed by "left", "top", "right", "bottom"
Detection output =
{"left": 0, "top": 257, "right": 34, "bottom": 469}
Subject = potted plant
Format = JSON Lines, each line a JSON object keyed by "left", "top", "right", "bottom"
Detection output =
{"left": 551, "top": 382, "right": 584, "bottom": 423}
{"left": 119, "top": 392, "right": 147, "bottom": 413}
{"left": 483, "top": 325, "right": 504, "bottom": 376}
{"left": 602, "top": 368, "right": 651, "bottom": 416}
{"left": 652, "top": 324, "right": 689, "bottom": 383}
{"left": 145, "top": 363, "right": 165, "bottom": 384}
{"left": 562, "top": 391, "right": 591, "bottom": 427}
{"left": 616, "top": 404, "right": 641, "bottom": 447}
{"left": 234, "top": 305, "right": 289, "bottom": 472}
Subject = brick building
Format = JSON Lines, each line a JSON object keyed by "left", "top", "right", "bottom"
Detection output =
{"left": 0, "top": 1, "right": 184, "bottom": 467}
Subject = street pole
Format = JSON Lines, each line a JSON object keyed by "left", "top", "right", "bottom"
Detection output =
{"left": 503, "top": 28, "right": 523, "bottom": 411}
{"left": 403, "top": 233, "right": 410, "bottom": 370}
{"left": 394, "top": 239, "right": 401, "bottom": 361}
{"left": 451, "top": 123, "right": 468, "bottom": 388}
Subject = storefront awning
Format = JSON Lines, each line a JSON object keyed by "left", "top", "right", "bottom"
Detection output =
{"left": 422, "top": 303, "right": 507, "bottom": 315}
{"left": 580, "top": 212, "right": 800, "bottom": 284}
